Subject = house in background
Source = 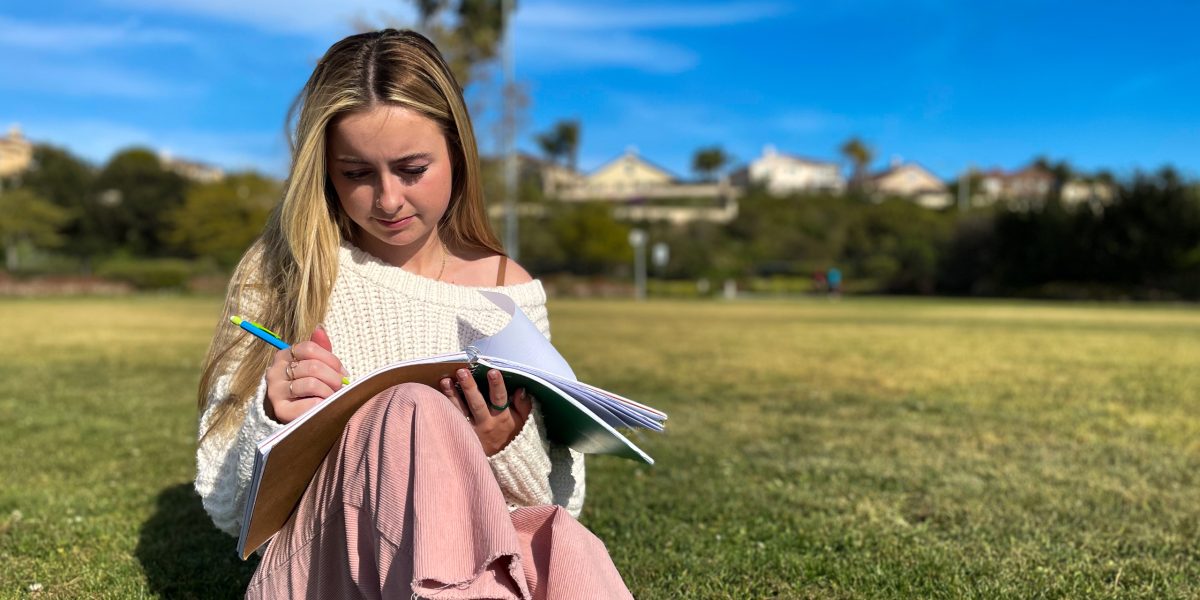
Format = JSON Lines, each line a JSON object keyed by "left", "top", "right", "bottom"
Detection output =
{"left": 729, "top": 145, "right": 845, "bottom": 195}
{"left": 0, "top": 125, "right": 33, "bottom": 179}
{"left": 869, "top": 161, "right": 951, "bottom": 208}
{"left": 1060, "top": 178, "right": 1117, "bottom": 209}
{"left": 522, "top": 147, "right": 740, "bottom": 225}
{"left": 537, "top": 159, "right": 585, "bottom": 199}
{"left": 576, "top": 147, "right": 681, "bottom": 199}
{"left": 973, "top": 164, "right": 1115, "bottom": 211}
{"left": 158, "top": 151, "right": 225, "bottom": 184}
{"left": 975, "top": 164, "right": 1055, "bottom": 209}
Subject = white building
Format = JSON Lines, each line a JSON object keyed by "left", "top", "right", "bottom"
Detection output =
{"left": 870, "top": 161, "right": 952, "bottom": 209}
{"left": 731, "top": 145, "right": 844, "bottom": 195}
{"left": 1061, "top": 179, "right": 1117, "bottom": 208}
{"left": 0, "top": 125, "right": 33, "bottom": 179}
{"left": 158, "top": 150, "right": 225, "bottom": 183}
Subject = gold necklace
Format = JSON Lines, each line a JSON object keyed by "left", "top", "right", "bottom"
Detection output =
{"left": 435, "top": 241, "right": 448, "bottom": 281}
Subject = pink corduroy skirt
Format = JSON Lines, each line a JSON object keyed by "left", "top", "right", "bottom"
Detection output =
{"left": 244, "top": 382, "right": 633, "bottom": 600}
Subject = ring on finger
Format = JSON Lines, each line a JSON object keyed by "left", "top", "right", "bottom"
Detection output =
{"left": 289, "top": 347, "right": 297, "bottom": 362}
{"left": 286, "top": 362, "right": 297, "bottom": 380}
{"left": 487, "top": 397, "right": 511, "bottom": 411}
{"left": 288, "top": 380, "right": 295, "bottom": 398}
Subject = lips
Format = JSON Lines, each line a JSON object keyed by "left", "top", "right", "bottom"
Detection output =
{"left": 375, "top": 215, "right": 415, "bottom": 228}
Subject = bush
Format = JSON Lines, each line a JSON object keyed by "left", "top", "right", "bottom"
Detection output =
{"left": 96, "top": 258, "right": 195, "bottom": 290}
{"left": 647, "top": 278, "right": 713, "bottom": 298}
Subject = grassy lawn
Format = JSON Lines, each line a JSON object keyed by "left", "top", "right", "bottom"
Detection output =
{"left": 1, "top": 295, "right": 1199, "bottom": 598}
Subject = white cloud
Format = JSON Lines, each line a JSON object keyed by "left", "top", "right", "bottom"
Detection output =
{"left": 0, "top": 15, "right": 194, "bottom": 51}
{"left": 0, "top": 59, "right": 197, "bottom": 100}
{"left": 510, "top": 2, "right": 788, "bottom": 73}
{"left": 99, "top": 0, "right": 783, "bottom": 73}
{"left": 516, "top": 2, "right": 788, "bottom": 30}
{"left": 100, "top": 0, "right": 415, "bottom": 36}
{"left": 516, "top": 30, "right": 697, "bottom": 73}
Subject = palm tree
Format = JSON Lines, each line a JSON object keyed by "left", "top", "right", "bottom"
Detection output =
{"left": 691, "top": 146, "right": 729, "bottom": 182}
{"left": 559, "top": 120, "right": 580, "bottom": 173}
{"left": 840, "top": 137, "right": 874, "bottom": 190}
{"left": 535, "top": 120, "right": 581, "bottom": 171}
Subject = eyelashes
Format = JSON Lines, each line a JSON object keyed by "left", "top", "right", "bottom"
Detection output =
{"left": 343, "top": 166, "right": 428, "bottom": 181}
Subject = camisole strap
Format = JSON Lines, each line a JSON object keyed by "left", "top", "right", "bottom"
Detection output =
{"left": 496, "top": 255, "right": 508, "bottom": 286}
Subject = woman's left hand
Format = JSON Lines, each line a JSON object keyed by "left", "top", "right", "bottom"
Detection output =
{"left": 439, "top": 368, "right": 533, "bottom": 456}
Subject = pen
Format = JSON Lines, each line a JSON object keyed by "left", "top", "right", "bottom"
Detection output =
{"left": 231, "top": 316, "right": 351, "bottom": 385}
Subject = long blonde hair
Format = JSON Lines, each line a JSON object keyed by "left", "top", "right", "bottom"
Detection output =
{"left": 198, "top": 29, "right": 504, "bottom": 439}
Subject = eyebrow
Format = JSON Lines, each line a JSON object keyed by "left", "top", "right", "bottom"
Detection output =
{"left": 335, "top": 152, "right": 433, "bottom": 164}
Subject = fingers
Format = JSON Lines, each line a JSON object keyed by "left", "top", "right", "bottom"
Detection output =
{"left": 290, "top": 339, "right": 348, "bottom": 378}
{"left": 286, "top": 358, "right": 346, "bottom": 393}
{"left": 512, "top": 388, "right": 531, "bottom": 421}
{"left": 310, "top": 325, "right": 334, "bottom": 353}
{"left": 486, "top": 370, "right": 510, "bottom": 414}
{"left": 284, "top": 375, "right": 336, "bottom": 400}
{"left": 264, "top": 328, "right": 347, "bottom": 425}
{"left": 271, "top": 396, "right": 321, "bottom": 423}
{"left": 438, "top": 376, "right": 471, "bottom": 419}
{"left": 437, "top": 367, "right": 532, "bottom": 457}
{"left": 455, "top": 368, "right": 490, "bottom": 423}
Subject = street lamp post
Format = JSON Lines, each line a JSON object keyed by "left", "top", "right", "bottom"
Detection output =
{"left": 651, "top": 241, "right": 669, "bottom": 278}
{"left": 629, "top": 228, "right": 647, "bottom": 300}
{"left": 501, "top": 0, "right": 519, "bottom": 260}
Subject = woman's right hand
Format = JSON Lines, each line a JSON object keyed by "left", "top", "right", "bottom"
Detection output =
{"left": 265, "top": 326, "right": 349, "bottom": 424}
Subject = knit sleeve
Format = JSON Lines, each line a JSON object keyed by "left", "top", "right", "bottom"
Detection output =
{"left": 194, "top": 375, "right": 283, "bottom": 537}
{"left": 487, "top": 399, "right": 587, "bottom": 518}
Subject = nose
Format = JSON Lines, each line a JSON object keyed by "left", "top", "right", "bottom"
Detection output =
{"left": 375, "top": 172, "right": 406, "bottom": 213}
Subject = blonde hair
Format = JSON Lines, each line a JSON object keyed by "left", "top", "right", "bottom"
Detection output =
{"left": 198, "top": 29, "right": 504, "bottom": 439}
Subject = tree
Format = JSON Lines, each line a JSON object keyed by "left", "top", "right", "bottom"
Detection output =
{"left": 840, "top": 137, "right": 874, "bottom": 190}
{"left": 1031, "top": 155, "right": 1073, "bottom": 194}
{"left": 168, "top": 172, "right": 278, "bottom": 268}
{"left": 92, "top": 147, "right": 188, "bottom": 257}
{"left": 535, "top": 120, "right": 580, "bottom": 171}
{"left": 0, "top": 188, "right": 71, "bottom": 271}
{"left": 546, "top": 203, "right": 630, "bottom": 275}
{"left": 691, "top": 146, "right": 729, "bottom": 182}
{"left": 369, "top": 0, "right": 516, "bottom": 89}
{"left": 18, "top": 144, "right": 102, "bottom": 264}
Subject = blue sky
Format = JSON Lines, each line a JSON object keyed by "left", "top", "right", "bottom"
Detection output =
{"left": 2, "top": 0, "right": 1197, "bottom": 181}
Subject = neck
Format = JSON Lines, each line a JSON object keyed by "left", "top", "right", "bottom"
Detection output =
{"left": 357, "top": 229, "right": 447, "bottom": 278}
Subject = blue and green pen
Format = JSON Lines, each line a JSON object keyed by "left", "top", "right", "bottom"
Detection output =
{"left": 231, "top": 316, "right": 351, "bottom": 385}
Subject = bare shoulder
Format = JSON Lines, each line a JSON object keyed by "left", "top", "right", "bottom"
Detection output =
{"left": 498, "top": 257, "right": 533, "bottom": 285}
{"left": 445, "top": 246, "right": 534, "bottom": 287}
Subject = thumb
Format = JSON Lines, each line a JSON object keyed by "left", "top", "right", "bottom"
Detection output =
{"left": 514, "top": 388, "right": 533, "bottom": 420}
{"left": 311, "top": 325, "right": 334, "bottom": 353}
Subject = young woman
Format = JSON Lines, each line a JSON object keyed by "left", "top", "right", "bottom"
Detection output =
{"left": 194, "top": 29, "right": 631, "bottom": 598}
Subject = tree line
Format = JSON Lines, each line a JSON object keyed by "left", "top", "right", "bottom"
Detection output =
{"left": 509, "top": 164, "right": 1200, "bottom": 301}
{"left": 1, "top": 144, "right": 276, "bottom": 284}
{"left": 3, "top": 142, "right": 1197, "bottom": 299}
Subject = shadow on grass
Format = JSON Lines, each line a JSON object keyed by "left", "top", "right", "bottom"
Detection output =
{"left": 136, "top": 483, "right": 260, "bottom": 599}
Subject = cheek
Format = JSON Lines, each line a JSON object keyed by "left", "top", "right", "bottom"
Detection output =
{"left": 427, "top": 167, "right": 455, "bottom": 207}
{"left": 334, "top": 181, "right": 372, "bottom": 213}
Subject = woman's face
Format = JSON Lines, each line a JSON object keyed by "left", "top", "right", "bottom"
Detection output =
{"left": 326, "top": 104, "right": 454, "bottom": 263}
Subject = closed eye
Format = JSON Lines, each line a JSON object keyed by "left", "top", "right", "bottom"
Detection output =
{"left": 395, "top": 166, "right": 428, "bottom": 184}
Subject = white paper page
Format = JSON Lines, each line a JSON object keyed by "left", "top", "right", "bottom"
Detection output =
{"left": 468, "top": 290, "right": 577, "bottom": 381}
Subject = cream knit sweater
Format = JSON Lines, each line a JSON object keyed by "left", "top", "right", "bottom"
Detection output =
{"left": 194, "top": 239, "right": 586, "bottom": 537}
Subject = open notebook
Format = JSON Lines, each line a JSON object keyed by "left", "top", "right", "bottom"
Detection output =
{"left": 236, "top": 291, "right": 667, "bottom": 558}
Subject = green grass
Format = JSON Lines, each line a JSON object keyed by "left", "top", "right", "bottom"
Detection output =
{"left": 2, "top": 296, "right": 1199, "bottom": 598}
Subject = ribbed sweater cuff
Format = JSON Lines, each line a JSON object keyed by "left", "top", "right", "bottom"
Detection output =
{"left": 487, "top": 401, "right": 553, "bottom": 507}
